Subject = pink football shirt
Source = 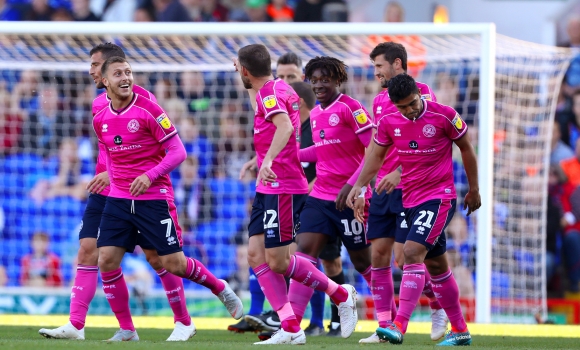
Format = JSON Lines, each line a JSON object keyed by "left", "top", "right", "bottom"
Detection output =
{"left": 93, "top": 93, "right": 177, "bottom": 200}
{"left": 309, "top": 94, "right": 373, "bottom": 201}
{"left": 92, "top": 85, "right": 156, "bottom": 196}
{"left": 254, "top": 78, "right": 308, "bottom": 195}
{"left": 373, "top": 81, "right": 436, "bottom": 186}
{"left": 374, "top": 99, "right": 467, "bottom": 208}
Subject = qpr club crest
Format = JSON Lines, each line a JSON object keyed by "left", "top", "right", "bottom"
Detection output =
{"left": 423, "top": 124, "right": 436, "bottom": 137}
{"left": 328, "top": 113, "right": 339, "bottom": 126}
{"left": 127, "top": 119, "right": 140, "bottom": 133}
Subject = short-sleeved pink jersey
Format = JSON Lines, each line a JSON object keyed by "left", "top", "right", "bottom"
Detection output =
{"left": 254, "top": 78, "right": 308, "bottom": 195}
{"left": 373, "top": 82, "right": 436, "bottom": 186}
{"left": 374, "top": 99, "right": 467, "bottom": 208}
{"left": 309, "top": 94, "right": 373, "bottom": 201}
{"left": 92, "top": 93, "right": 177, "bottom": 200}
{"left": 92, "top": 85, "right": 157, "bottom": 196}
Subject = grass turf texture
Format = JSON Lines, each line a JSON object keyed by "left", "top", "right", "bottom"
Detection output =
{"left": 1, "top": 316, "right": 579, "bottom": 349}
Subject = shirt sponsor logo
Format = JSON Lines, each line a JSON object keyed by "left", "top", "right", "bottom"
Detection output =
{"left": 314, "top": 139, "right": 341, "bottom": 146}
{"left": 262, "top": 95, "right": 277, "bottom": 108}
{"left": 319, "top": 130, "right": 325, "bottom": 139}
{"left": 156, "top": 114, "right": 172, "bottom": 129}
{"left": 102, "top": 124, "right": 108, "bottom": 132}
{"left": 452, "top": 113, "right": 464, "bottom": 130}
{"left": 127, "top": 119, "right": 140, "bottom": 133}
{"left": 394, "top": 128, "right": 401, "bottom": 137}
{"left": 409, "top": 140, "right": 418, "bottom": 149}
{"left": 354, "top": 109, "right": 368, "bottom": 124}
{"left": 329, "top": 113, "right": 340, "bottom": 126}
{"left": 114, "top": 135, "right": 122, "bottom": 145}
{"left": 423, "top": 124, "right": 436, "bottom": 138}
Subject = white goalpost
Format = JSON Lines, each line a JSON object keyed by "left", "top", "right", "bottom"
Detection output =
{"left": 0, "top": 22, "right": 571, "bottom": 323}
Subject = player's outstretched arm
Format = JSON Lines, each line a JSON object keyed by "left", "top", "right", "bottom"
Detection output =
{"left": 454, "top": 130, "right": 481, "bottom": 216}
{"left": 257, "top": 112, "right": 293, "bottom": 186}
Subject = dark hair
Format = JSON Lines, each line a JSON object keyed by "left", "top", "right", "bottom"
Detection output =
{"left": 238, "top": 44, "right": 272, "bottom": 78}
{"left": 101, "top": 56, "right": 129, "bottom": 76}
{"left": 387, "top": 73, "right": 418, "bottom": 103}
{"left": 304, "top": 56, "right": 348, "bottom": 84}
{"left": 89, "top": 42, "right": 126, "bottom": 60}
{"left": 369, "top": 42, "right": 407, "bottom": 71}
{"left": 277, "top": 52, "right": 302, "bottom": 69}
{"left": 290, "top": 81, "right": 316, "bottom": 109}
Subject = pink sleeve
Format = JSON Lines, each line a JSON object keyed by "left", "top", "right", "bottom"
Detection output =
{"left": 347, "top": 127, "right": 372, "bottom": 186}
{"left": 299, "top": 146, "right": 317, "bottom": 162}
{"left": 145, "top": 134, "right": 187, "bottom": 182}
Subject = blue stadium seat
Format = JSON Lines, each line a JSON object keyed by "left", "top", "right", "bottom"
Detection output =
{"left": 208, "top": 178, "right": 254, "bottom": 220}
{"left": 2, "top": 153, "right": 44, "bottom": 175}
{"left": 196, "top": 220, "right": 241, "bottom": 245}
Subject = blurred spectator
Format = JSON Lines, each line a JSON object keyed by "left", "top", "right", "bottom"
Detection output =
{"left": 51, "top": 6, "right": 74, "bottom": 21}
{"left": 20, "top": 231, "right": 63, "bottom": 287}
{"left": 179, "top": 71, "right": 211, "bottom": 112}
{"left": 30, "top": 138, "right": 92, "bottom": 204}
{"left": 154, "top": 78, "right": 177, "bottom": 105}
{"left": 434, "top": 73, "right": 459, "bottom": 110}
{"left": 547, "top": 165, "right": 565, "bottom": 285}
{"left": 134, "top": 5, "right": 155, "bottom": 21}
{"left": 560, "top": 139, "right": 580, "bottom": 188}
{"left": 267, "top": 0, "right": 293, "bottom": 22}
{"left": 12, "top": 70, "right": 41, "bottom": 115}
{"left": 72, "top": 0, "right": 100, "bottom": 20}
{"left": 446, "top": 242, "right": 474, "bottom": 299}
{"left": 154, "top": 0, "right": 191, "bottom": 21}
{"left": 551, "top": 120, "right": 574, "bottom": 166}
{"left": 180, "top": 0, "right": 201, "bottom": 21}
{"left": 0, "top": 89, "right": 24, "bottom": 155}
{"left": 0, "top": 265, "right": 6, "bottom": 286}
{"left": 175, "top": 156, "right": 202, "bottom": 227}
{"left": 215, "top": 114, "right": 251, "bottom": 179}
{"left": 320, "top": 0, "right": 347, "bottom": 22}
{"left": 179, "top": 115, "right": 214, "bottom": 179}
{"left": 384, "top": 0, "right": 404, "bottom": 22}
{"left": 122, "top": 248, "right": 154, "bottom": 314}
{"left": 23, "top": 0, "right": 53, "bottom": 21}
{"left": 200, "top": 0, "right": 228, "bottom": 21}
{"left": 561, "top": 90, "right": 580, "bottom": 149}
{"left": 0, "top": 0, "right": 25, "bottom": 20}
{"left": 19, "top": 85, "right": 63, "bottom": 154}
{"left": 561, "top": 15, "right": 580, "bottom": 97}
{"left": 293, "top": 0, "right": 325, "bottom": 22}
{"left": 92, "top": 0, "right": 137, "bottom": 22}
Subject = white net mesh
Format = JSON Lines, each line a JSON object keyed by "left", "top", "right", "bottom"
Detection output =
{"left": 0, "top": 25, "right": 572, "bottom": 322}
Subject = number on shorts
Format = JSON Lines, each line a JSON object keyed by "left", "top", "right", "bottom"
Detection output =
{"left": 161, "top": 218, "right": 173, "bottom": 237}
{"left": 413, "top": 210, "right": 434, "bottom": 228}
{"left": 341, "top": 219, "right": 363, "bottom": 236}
{"left": 263, "top": 210, "right": 279, "bottom": 229}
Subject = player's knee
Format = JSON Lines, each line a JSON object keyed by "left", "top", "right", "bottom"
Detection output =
{"left": 247, "top": 248, "right": 263, "bottom": 269}
{"left": 425, "top": 255, "right": 448, "bottom": 276}
{"left": 98, "top": 250, "right": 119, "bottom": 272}
{"left": 321, "top": 258, "right": 341, "bottom": 276}
{"left": 268, "top": 259, "right": 290, "bottom": 274}
{"left": 402, "top": 244, "right": 423, "bottom": 265}
{"left": 159, "top": 254, "right": 187, "bottom": 277}
{"left": 144, "top": 250, "right": 163, "bottom": 271}
{"left": 77, "top": 240, "right": 98, "bottom": 265}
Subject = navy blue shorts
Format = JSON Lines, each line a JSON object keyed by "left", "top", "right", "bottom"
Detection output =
{"left": 403, "top": 199, "right": 456, "bottom": 260}
{"left": 298, "top": 197, "right": 370, "bottom": 252}
{"left": 248, "top": 193, "right": 307, "bottom": 249}
{"left": 79, "top": 194, "right": 154, "bottom": 250}
{"left": 97, "top": 197, "right": 182, "bottom": 256}
{"left": 366, "top": 189, "right": 407, "bottom": 243}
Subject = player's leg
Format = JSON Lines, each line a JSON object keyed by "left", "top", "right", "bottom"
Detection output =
{"left": 97, "top": 198, "right": 140, "bottom": 341}
{"left": 135, "top": 200, "right": 243, "bottom": 321}
{"left": 229, "top": 266, "right": 263, "bottom": 333}
{"left": 39, "top": 194, "right": 105, "bottom": 339}
{"left": 288, "top": 196, "right": 358, "bottom": 339}
{"left": 320, "top": 243, "right": 343, "bottom": 337}
{"left": 304, "top": 260, "right": 326, "bottom": 336}
{"left": 378, "top": 199, "right": 457, "bottom": 345}
{"left": 140, "top": 243, "right": 194, "bottom": 341}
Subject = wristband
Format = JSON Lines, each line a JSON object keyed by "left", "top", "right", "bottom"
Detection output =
{"left": 358, "top": 186, "right": 367, "bottom": 198}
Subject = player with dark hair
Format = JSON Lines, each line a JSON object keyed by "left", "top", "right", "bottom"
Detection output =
{"left": 276, "top": 52, "right": 304, "bottom": 83}
{"left": 235, "top": 44, "right": 358, "bottom": 345}
{"left": 39, "top": 43, "right": 195, "bottom": 342}
{"left": 91, "top": 56, "right": 243, "bottom": 341}
{"left": 285, "top": 55, "right": 373, "bottom": 339}
{"left": 358, "top": 41, "right": 448, "bottom": 344}
{"left": 347, "top": 73, "right": 480, "bottom": 346}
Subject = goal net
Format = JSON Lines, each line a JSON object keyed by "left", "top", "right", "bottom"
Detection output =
{"left": 0, "top": 22, "right": 571, "bottom": 323}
